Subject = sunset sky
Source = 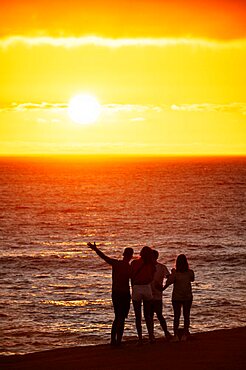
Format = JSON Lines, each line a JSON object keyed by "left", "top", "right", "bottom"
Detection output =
{"left": 1, "top": 0, "right": 246, "bottom": 155}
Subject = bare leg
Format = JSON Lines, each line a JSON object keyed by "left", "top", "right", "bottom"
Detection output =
{"left": 143, "top": 300, "right": 154, "bottom": 341}
{"left": 133, "top": 300, "right": 142, "bottom": 342}
{"left": 154, "top": 300, "right": 169, "bottom": 336}
{"left": 111, "top": 319, "right": 117, "bottom": 345}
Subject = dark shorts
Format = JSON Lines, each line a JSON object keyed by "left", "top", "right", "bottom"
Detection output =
{"left": 112, "top": 291, "right": 131, "bottom": 318}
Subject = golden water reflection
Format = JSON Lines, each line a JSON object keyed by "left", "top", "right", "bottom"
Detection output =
{"left": 42, "top": 299, "right": 111, "bottom": 307}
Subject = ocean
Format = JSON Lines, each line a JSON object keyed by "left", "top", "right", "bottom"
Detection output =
{"left": 0, "top": 156, "right": 245, "bottom": 355}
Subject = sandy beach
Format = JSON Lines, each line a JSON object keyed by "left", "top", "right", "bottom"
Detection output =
{"left": 1, "top": 327, "right": 245, "bottom": 370}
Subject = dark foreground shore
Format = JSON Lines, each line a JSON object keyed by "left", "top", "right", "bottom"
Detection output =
{"left": 1, "top": 327, "right": 245, "bottom": 370}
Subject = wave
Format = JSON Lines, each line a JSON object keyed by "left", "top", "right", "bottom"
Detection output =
{"left": 0, "top": 248, "right": 245, "bottom": 267}
{"left": 0, "top": 255, "right": 89, "bottom": 270}
{"left": 194, "top": 253, "right": 246, "bottom": 266}
{"left": 0, "top": 313, "right": 8, "bottom": 318}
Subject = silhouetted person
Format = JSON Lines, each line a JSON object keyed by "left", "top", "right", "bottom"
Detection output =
{"left": 87, "top": 242, "right": 133, "bottom": 346}
{"left": 151, "top": 249, "right": 171, "bottom": 340}
{"left": 163, "top": 254, "right": 195, "bottom": 341}
{"left": 130, "top": 246, "right": 156, "bottom": 344}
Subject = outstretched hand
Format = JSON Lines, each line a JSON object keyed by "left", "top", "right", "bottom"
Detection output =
{"left": 87, "top": 242, "right": 97, "bottom": 250}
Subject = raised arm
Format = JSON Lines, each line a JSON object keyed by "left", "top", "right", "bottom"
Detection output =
{"left": 87, "top": 242, "right": 114, "bottom": 265}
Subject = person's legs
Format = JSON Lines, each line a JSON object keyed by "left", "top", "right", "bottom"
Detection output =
{"left": 112, "top": 292, "right": 131, "bottom": 345}
{"left": 111, "top": 319, "right": 117, "bottom": 345}
{"left": 110, "top": 293, "right": 118, "bottom": 345}
{"left": 153, "top": 300, "right": 169, "bottom": 336}
{"left": 150, "top": 300, "right": 155, "bottom": 320}
{"left": 172, "top": 300, "right": 182, "bottom": 336}
{"left": 115, "top": 316, "right": 125, "bottom": 345}
{"left": 133, "top": 300, "right": 142, "bottom": 342}
{"left": 143, "top": 300, "right": 154, "bottom": 341}
{"left": 111, "top": 292, "right": 119, "bottom": 345}
{"left": 183, "top": 299, "right": 192, "bottom": 335}
{"left": 116, "top": 293, "right": 131, "bottom": 345}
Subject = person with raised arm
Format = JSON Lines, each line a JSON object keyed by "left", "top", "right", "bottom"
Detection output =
{"left": 87, "top": 242, "right": 133, "bottom": 347}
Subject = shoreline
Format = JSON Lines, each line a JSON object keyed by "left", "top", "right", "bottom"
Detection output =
{"left": 1, "top": 327, "right": 245, "bottom": 370}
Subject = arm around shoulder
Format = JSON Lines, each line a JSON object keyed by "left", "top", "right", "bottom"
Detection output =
{"left": 162, "top": 270, "right": 175, "bottom": 290}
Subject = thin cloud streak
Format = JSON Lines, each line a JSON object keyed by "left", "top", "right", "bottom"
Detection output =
{"left": 103, "top": 104, "right": 163, "bottom": 113}
{"left": 1, "top": 102, "right": 67, "bottom": 112}
{"left": 1, "top": 102, "right": 246, "bottom": 116}
{"left": 1, "top": 35, "right": 246, "bottom": 49}
{"left": 0, "top": 102, "right": 163, "bottom": 113}
{"left": 171, "top": 103, "right": 246, "bottom": 114}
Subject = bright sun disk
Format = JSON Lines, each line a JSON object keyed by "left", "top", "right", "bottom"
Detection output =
{"left": 68, "top": 94, "right": 101, "bottom": 124}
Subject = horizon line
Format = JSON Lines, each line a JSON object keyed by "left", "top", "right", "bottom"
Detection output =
{"left": 0, "top": 153, "right": 245, "bottom": 159}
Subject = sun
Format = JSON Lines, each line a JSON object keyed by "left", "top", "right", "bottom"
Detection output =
{"left": 68, "top": 94, "right": 101, "bottom": 124}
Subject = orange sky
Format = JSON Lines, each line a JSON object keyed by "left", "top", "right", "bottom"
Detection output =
{"left": 1, "top": 1, "right": 246, "bottom": 39}
{"left": 0, "top": 0, "right": 246, "bottom": 155}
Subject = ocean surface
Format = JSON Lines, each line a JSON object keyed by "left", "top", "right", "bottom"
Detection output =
{"left": 0, "top": 156, "right": 245, "bottom": 355}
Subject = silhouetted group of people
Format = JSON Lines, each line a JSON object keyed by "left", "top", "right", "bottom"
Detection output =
{"left": 87, "top": 242, "right": 194, "bottom": 346}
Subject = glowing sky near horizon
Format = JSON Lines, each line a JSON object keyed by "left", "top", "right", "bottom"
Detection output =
{"left": 0, "top": 0, "right": 246, "bottom": 155}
